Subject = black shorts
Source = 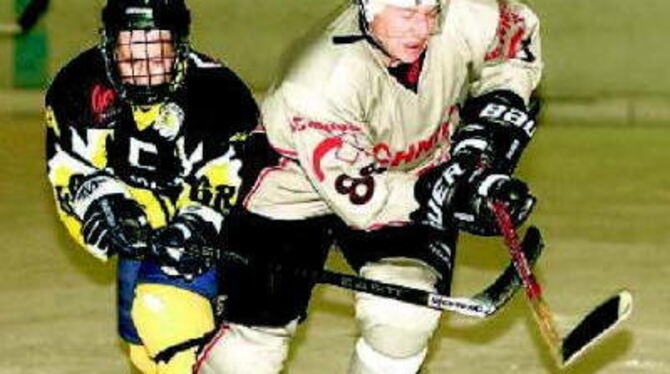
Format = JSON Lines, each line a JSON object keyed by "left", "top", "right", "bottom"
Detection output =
{"left": 219, "top": 208, "right": 458, "bottom": 327}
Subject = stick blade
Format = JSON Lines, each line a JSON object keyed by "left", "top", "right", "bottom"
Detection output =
{"left": 560, "top": 290, "right": 633, "bottom": 367}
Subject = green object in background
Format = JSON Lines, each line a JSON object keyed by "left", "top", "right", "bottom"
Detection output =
{"left": 13, "top": 0, "right": 48, "bottom": 89}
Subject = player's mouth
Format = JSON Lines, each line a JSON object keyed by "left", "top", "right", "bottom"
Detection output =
{"left": 403, "top": 41, "right": 427, "bottom": 54}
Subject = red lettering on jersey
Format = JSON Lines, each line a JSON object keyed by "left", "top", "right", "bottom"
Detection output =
{"left": 417, "top": 135, "right": 437, "bottom": 156}
{"left": 91, "top": 84, "right": 116, "bottom": 123}
{"left": 291, "top": 117, "right": 362, "bottom": 134}
{"left": 373, "top": 143, "right": 392, "bottom": 166}
{"left": 374, "top": 118, "right": 453, "bottom": 168}
{"left": 485, "top": 4, "right": 527, "bottom": 61}
{"left": 391, "top": 144, "right": 417, "bottom": 167}
{"left": 312, "top": 136, "right": 343, "bottom": 182}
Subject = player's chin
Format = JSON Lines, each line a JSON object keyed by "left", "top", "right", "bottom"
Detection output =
{"left": 395, "top": 46, "right": 426, "bottom": 64}
{"left": 389, "top": 40, "right": 426, "bottom": 63}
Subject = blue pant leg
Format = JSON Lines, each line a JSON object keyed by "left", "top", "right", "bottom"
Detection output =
{"left": 117, "top": 257, "right": 143, "bottom": 345}
{"left": 137, "top": 260, "right": 218, "bottom": 300}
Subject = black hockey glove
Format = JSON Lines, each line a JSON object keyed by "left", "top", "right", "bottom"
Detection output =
{"left": 454, "top": 90, "right": 538, "bottom": 174}
{"left": 413, "top": 155, "right": 535, "bottom": 236}
{"left": 81, "top": 195, "right": 150, "bottom": 259}
{"left": 150, "top": 214, "right": 220, "bottom": 280}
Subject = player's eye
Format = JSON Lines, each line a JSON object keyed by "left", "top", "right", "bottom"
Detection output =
{"left": 149, "top": 57, "right": 166, "bottom": 65}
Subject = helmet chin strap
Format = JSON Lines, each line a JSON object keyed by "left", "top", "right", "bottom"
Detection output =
{"left": 360, "top": 24, "right": 399, "bottom": 65}
{"left": 331, "top": 8, "right": 401, "bottom": 66}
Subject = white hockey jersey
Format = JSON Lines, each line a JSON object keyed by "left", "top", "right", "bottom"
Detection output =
{"left": 245, "top": 0, "right": 542, "bottom": 230}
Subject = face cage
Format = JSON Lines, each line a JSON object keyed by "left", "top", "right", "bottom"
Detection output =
{"left": 102, "top": 28, "right": 189, "bottom": 105}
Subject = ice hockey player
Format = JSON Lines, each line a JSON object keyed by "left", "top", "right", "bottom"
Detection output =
{"left": 45, "top": 0, "right": 258, "bottom": 372}
{"left": 197, "top": 0, "right": 542, "bottom": 374}
{"left": 196, "top": 0, "right": 542, "bottom": 373}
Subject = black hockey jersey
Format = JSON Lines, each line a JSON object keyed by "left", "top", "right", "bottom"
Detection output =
{"left": 45, "top": 47, "right": 258, "bottom": 259}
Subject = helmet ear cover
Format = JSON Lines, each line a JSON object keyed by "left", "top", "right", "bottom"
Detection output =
{"left": 100, "top": 0, "right": 191, "bottom": 105}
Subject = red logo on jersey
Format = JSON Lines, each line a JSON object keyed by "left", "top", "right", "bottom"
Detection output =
{"left": 373, "top": 106, "right": 457, "bottom": 168}
{"left": 310, "top": 106, "right": 457, "bottom": 180}
{"left": 291, "top": 117, "right": 362, "bottom": 134}
{"left": 485, "top": 4, "right": 529, "bottom": 61}
{"left": 312, "top": 136, "right": 344, "bottom": 182}
{"left": 91, "top": 84, "right": 117, "bottom": 123}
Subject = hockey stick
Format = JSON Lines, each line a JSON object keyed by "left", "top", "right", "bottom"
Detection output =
{"left": 215, "top": 226, "right": 544, "bottom": 318}
{"left": 492, "top": 201, "right": 633, "bottom": 367}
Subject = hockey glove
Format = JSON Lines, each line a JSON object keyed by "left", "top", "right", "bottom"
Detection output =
{"left": 454, "top": 90, "right": 538, "bottom": 174}
{"left": 413, "top": 155, "right": 535, "bottom": 236}
{"left": 81, "top": 195, "right": 150, "bottom": 259}
{"left": 150, "top": 214, "right": 220, "bottom": 280}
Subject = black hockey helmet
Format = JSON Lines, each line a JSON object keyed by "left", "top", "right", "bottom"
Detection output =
{"left": 101, "top": 0, "right": 191, "bottom": 105}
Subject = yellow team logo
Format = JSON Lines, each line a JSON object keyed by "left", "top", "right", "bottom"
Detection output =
{"left": 155, "top": 103, "right": 185, "bottom": 140}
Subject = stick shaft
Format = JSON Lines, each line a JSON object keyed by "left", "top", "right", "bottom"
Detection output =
{"left": 492, "top": 202, "right": 562, "bottom": 356}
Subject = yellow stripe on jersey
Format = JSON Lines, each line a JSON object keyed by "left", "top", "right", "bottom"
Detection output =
{"left": 176, "top": 147, "right": 243, "bottom": 212}
{"left": 228, "top": 132, "right": 249, "bottom": 143}
{"left": 127, "top": 187, "right": 172, "bottom": 229}
{"left": 133, "top": 104, "right": 162, "bottom": 131}
{"left": 89, "top": 131, "right": 109, "bottom": 169}
{"left": 57, "top": 210, "right": 88, "bottom": 249}
{"left": 45, "top": 106, "right": 60, "bottom": 137}
{"left": 48, "top": 153, "right": 96, "bottom": 250}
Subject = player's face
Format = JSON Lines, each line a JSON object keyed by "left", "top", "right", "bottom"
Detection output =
{"left": 370, "top": 5, "right": 440, "bottom": 64}
{"left": 115, "top": 30, "right": 176, "bottom": 86}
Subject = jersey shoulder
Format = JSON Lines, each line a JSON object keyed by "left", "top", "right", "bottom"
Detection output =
{"left": 446, "top": 0, "right": 539, "bottom": 62}
{"left": 288, "top": 6, "right": 377, "bottom": 88}
{"left": 184, "top": 51, "right": 259, "bottom": 136}
{"left": 186, "top": 51, "right": 256, "bottom": 105}
{"left": 46, "top": 48, "right": 107, "bottom": 107}
{"left": 46, "top": 48, "right": 113, "bottom": 129}
{"left": 445, "top": 0, "right": 500, "bottom": 55}
{"left": 270, "top": 6, "right": 380, "bottom": 121}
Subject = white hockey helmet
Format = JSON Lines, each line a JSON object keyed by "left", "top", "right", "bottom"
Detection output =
{"left": 358, "top": 0, "right": 441, "bottom": 22}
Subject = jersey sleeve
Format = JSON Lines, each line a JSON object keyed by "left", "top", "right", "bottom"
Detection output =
{"left": 45, "top": 68, "right": 132, "bottom": 259}
{"left": 173, "top": 134, "right": 249, "bottom": 233}
{"left": 468, "top": 0, "right": 542, "bottom": 103}
{"left": 262, "top": 72, "right": 419, "bottom": 230}
{"left": 173, "top": 60, "right": 260, "bottom": 233}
